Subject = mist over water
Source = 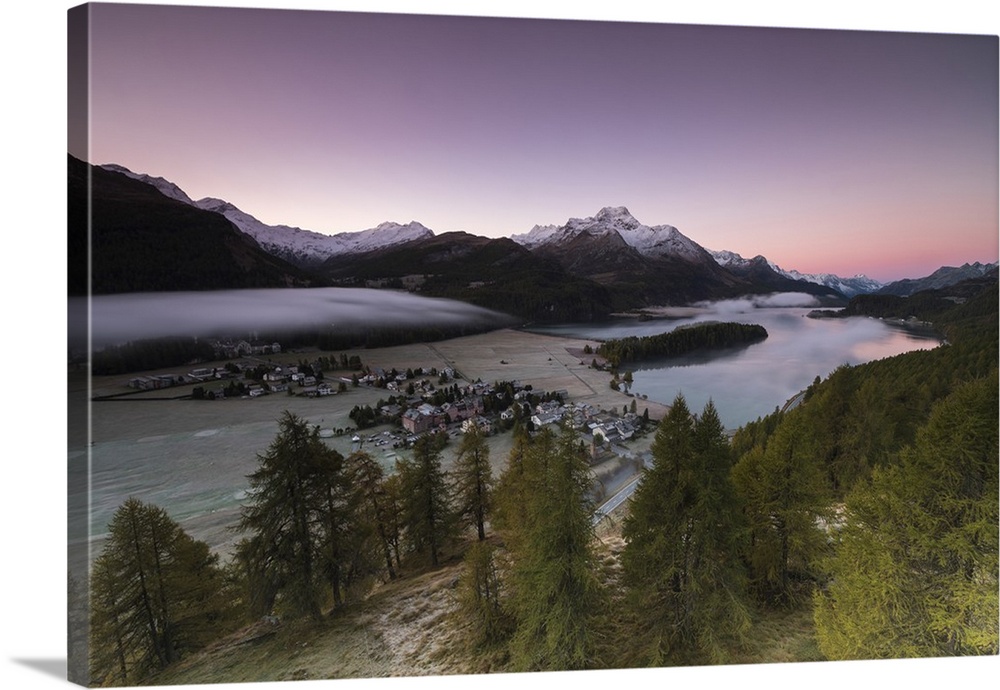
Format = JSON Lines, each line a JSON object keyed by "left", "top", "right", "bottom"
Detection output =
{"left": 77, "top": 290, "right": 940, "bottom": 554}
{"left": 527, "top": 295, "right": 941, "bottom": 428}
{"left": 71, "top": 287, "right": 514, "bottom": 349}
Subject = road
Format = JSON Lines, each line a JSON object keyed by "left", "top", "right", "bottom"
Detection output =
{"left": 592, "top": 472, "right": 643, "bottom": 525}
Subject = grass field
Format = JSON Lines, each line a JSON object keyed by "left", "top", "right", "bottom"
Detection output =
{"left": 80, "top": 328, "right": 665, "bottom": 558}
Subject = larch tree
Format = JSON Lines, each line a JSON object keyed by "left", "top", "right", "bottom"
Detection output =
{"left": 732, "top": 406, "right": 830, "bottom": 605}
{"left": 310, "top": 442, "right": 355, "bottom": 610}
{"left": 814, "top": 374, "right": 999, "bottom": 659}
{"left": 620, "top": 395, "right": 751, "bottom": 664}
{"left": 492, "top": 427, "right": 532, "bottom": 546}
{"left": 504, "top": 426, "right": 605, "bottom": 671}
{"left": 89, "top": 498, "right": 232, "bottom": 686}
{"left": 452, "top": 425, "right": 493, "bottom": 541}
{"left": 235, "top": 411, "right": 347, "bottom": 620}
{"left": 397, "top": 433, "right": 454, "bottom": 567}
{"left": 349, "top": 450, "right": 399, "bottom": 581}
{"left": 457, "top": 539, "right": 513, "bottom": 648}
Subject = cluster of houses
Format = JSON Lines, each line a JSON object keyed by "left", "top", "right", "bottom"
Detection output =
{"left": 253, "top": 365, "right": 341, "bottom": 398}
{"left": 355, "top": 366, "right": 457, "bottom": 391}
{"left": 207, "top": 338, "right": 282, "bottom": 359}
{"left": 127, "top": 374, "right": 181, "bottom": 390}
{"left": 162, "top": 349, "right": 648, "bottom": 458}
{"left": 391, "top": 377, "right": 493, "bottom": 434}
{"left": 179, "top": 360, "right": 341, "bottom": 399}
{"left": 391, "top": 375, "right": 644, "bottom": 453}
{"left": 401, "top": 397, "right": 488, "bottom": 434}
{"left": 526, "top": 399, "right": 640, "bottom": 444}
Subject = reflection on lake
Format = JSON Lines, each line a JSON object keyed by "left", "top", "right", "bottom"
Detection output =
{"left": 526, "top": 300, "right": 941, "bottom": 429}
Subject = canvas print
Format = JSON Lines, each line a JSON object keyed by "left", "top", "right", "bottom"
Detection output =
{"left": 67, "top": 2, "right": 999, "bottom": 687}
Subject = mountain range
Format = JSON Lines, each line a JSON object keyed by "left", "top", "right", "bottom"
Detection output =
{"left": 71, "top": 156, "right": 997, "bottom": 321}
{"left": 709, "top": 250, "right": 886, "bottom": 298}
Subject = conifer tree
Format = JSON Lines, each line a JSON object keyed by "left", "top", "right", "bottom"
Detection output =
{"left": 311, "top": 444, "right": 354, "bottom": 610}
{"left": 235, "top": 411, "right": 346, "bottom": 620}
{"left": 397, "top": 434, "right": 454, "bottom": 566}
{"left": 492, "top": 427, "right": 532, "bottom": 543}
{"left": 453, "top": 426, "right": 493, "bottom": 540}
{"left": 732, "top": 407, "right": 830, "bottom": 604}
{"left": 504, "top": 426, "right": 604, "bottom": 671}
{"left": 381, "top": 472, "right": 405, "bottom": 574}
{"left": 457, "top": 540, "right": 513, "bottom": 648}
{"left": 90, "top": 498, "right": 231, "bottom": 686}
{"left": 349, "top": 451, "right": 399, "bottom": 580}
{"left": 620, "top": 396, "right": 751, "bottom": 664}
{"left": 814, "top": 375, "right": 999, "bottom": 658}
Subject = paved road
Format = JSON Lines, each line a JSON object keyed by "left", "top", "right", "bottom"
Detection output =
{"left": 592, "top": 473, "right": 643, "bottom": 525}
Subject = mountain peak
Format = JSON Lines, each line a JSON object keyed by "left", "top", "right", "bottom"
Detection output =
{"left": 510, "top": 206, "right": 713, "bottom": 264}
{"left": 593, "top": 205, "right": 639, "bottom": 227}
{"left": 371, "top": 220, "right": 434, "bottom": 236}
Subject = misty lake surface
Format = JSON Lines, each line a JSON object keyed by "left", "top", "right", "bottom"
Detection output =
{"left": 72, "top": 287, "right": 514, "bottom": 350}
{"left": 525, "top": 298, "right": 942, "bottom": 429}
{"left": 75, "top": 289, "right": 941, "bottom": 557}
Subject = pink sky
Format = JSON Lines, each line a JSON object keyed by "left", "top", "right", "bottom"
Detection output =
{"left": 76, "top": 2, "right": 998, "bottom": 283}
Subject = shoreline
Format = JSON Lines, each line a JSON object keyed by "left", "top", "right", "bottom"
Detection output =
{"left": 80, "top": 327, "right": 666, "bottom": 558}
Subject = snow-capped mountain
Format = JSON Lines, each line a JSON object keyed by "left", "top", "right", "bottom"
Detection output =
{"left": 780, "top": 268, "right": 884, "bottom": 298}
{"left": 100, "top": 164, "right": 197, "bottom": 205}
{"left": 709, "top": 249, "right": 883, "bottom": 298}
{"left": 195, "top": 197, "right": 433, "bottom": 267}
{"left": 512, "top": 206, "right": 715, "bottom": 264}
{"left": 877, "top": 261, "right": 999, "bottom": 296}
{"left": 100, "top": 163, "right": 434, "bottom": 267}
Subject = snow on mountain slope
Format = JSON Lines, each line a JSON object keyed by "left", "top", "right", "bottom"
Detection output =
{"left": 780, "top": 268, "right": 884, "bottom": 297}
{"left": 100, "top": 164, "right": 197, "bottom": 205}
{"left": 709, "top": 249, "right": 883, "bottom": 297}
{"left": 197, "top": 195, "right": 434, "bottom": 265}
{"left": 98, "top": 163, "right": 433, "bottom": 266}
{"left": 512, "top": 206, "right": 713, "bottom": 263}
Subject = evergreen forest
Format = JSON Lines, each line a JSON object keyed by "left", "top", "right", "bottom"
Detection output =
{"left": 596, "top": 321, "right": 768, "bottom": 367}
{"left": 84, "top": 278, "right": 998, "bottom": 685}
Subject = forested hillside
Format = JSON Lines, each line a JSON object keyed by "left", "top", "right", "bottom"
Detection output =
{"left": 732, "top": 276, "right": 997, "bottom": 654}
{"left": 84, "top": 278, "right": 997, "bottom": 685}
{"left": 323, "top": 231, "right": 623, "bottom": 322}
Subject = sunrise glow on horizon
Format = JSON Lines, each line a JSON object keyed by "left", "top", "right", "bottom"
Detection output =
{"left": 77, "top": 2, "right": 998, "bottom": 283}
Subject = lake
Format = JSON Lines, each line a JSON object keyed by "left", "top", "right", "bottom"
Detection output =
{"left": 525, "top": 294, "right": 942, "bottom": 429}
{"left": 72, "top": 289, "right": 941, "bottom": 558}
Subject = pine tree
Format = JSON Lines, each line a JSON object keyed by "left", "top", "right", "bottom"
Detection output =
{"left": 453, "top": 426, "right": 493, "bottom": 540}
{"left": 814, "top": 375, "right": 999, "bottom": 658}
{"left": 620, "top": 396, "right": 751, "bottom": 664}
{"left": 89, "top": 498, "right": 232, "bottom": 686}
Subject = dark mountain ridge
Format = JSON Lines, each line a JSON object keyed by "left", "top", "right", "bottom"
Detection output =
{"left": 68, "top": 155, "right": 323, "bottom": 295}
{"left": 877, "top": 262, "right": 999, "bottom": 297}
{"left": 73, "top": 157, "right": 993, "bottom": 324}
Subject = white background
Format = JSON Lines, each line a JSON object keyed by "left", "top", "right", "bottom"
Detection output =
{"left": 2, "top": 2, "right": 998, "bottom": 689}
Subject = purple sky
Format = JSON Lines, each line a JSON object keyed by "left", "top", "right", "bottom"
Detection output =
{"left": 79, "top": 2, "right": 998, "bottom": 282}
